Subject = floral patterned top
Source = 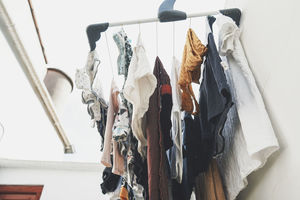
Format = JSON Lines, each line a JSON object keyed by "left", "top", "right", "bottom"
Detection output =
{"left": 75, "top": 50, "right": 108, "bottom": 150}
{"left": 113, "top": 29, "right": 133, "bottom": 119}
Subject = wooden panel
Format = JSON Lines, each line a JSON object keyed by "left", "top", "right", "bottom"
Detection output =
{"left": 0, "top": 194, "right": 36, "bottom": 200}
{"left": 0, "top": 185, "right": 43, "bottom": 200}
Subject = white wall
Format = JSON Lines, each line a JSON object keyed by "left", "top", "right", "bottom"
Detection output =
{"left": 224, "top": 0, "right": 300, "bottom": 199}
{"left": 0, "top": 159, "right": 108, "bottom": 200}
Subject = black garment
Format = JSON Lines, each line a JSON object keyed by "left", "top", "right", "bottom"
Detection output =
{"left": 160, "top": 92, "right": 173, "bottom": 151}
{"left": 197, "top": 32, "right": 233, "bottom": 171}
{"left": 171, "top": 113, "right": 199, "bottom": 200}
{"left": 178, "top": 32, "right": 233, "bottom": 200}
{"left": 100, "top": 167, "right": 121, "bottom": 194}
{"left": 184, "top": 114, "right": 202, "bottom": 177}
{"left": 96, "top": 106, "right": 108, "bottom": 151}
{"left": 171, "top": 179, "right": 185, "bottom": 200}
{"left": 177, "top": 113, "right": 202, "bottom": 200}
{"left": 128, "top": 136, "right": 149, "bottom": 200}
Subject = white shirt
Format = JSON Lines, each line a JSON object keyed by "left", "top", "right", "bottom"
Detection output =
{"left": 75, "top": 50, "right": 106, "bottom": 126}
{"left": 169, "top": 56, "right": 183, "bottom": 183}
{"left": 213, "top": 15, "right": 279, "bottom": 200}
{"left": 123, "top": 33, "right": 157, "bottom": 158}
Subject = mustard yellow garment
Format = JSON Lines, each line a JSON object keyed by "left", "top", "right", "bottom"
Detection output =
{"left": 178, "top": 28, "right": 208, "bottom": 115}
{"left": 120, "top": 185, "right": 129, "bottom": 200}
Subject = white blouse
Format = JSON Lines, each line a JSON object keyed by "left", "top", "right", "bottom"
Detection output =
{"left": 75, "top": 50, "right": 107, "bottom": 126}
{"left": 123, "top": 33, "right": 157, "bottom": 158}
{"left": 169, "top": 56, "right": 183, "bottom": 183}
{"left": 213, "top": 15, "right": 279, "bottom": 200}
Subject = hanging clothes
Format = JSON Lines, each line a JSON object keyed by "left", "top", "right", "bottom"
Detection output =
{"left": 115, "top": 30, "right": 149, "bottom": 200}
{"left": 112, "top": 103, "right": 130, "bottom": 142}
{"left": 174, "top": 113, "right": 225, "bottom": 200}
{"left": 174, "top": 18, "right": 230, "bottom": 200}
{"left": 180, "top": 29, "right": 229, "bottom": 197}
{"left": 168, "top": 56, "right": 183, "bottom": 183}
{"left": 112, "top": 29, "right": 133, "bottom": 145}
{"left": 211, "top": 14, "right": 279, "bottom": 200}
{"left": 146, "top": 57, "right": 172, "bottom": 200}
{"left": 76, "top": 53, "right": 107, "bottom": 122}
{"left": 96, "top": 107, "right": 107, "bottom": 151}
{"left": 113, "top": 29, "right": 131, "bottom": 77}
{"left": 180, "top": 112, "right": 202, "bottom": 200}
{"left": 75, "top": 50, "right": 108, "bottom": 150}
{"left": 120, "top": 185, "right": 129, "bottom": 200}
{"left": 79, "top": 13, "right": 280, "bottom": 200}
{"left": 194, "top": 160, "right": 225, "bottom": 200}
{"left": 101, "top": 80, "right": 125, "bottom": 176}
{"left": 197, "top": 26, "right": 233, "bottom": 172}
{"left": 123, "top": 33, "right": 157, "bottom": 158}
{"left": 178, "top": 28, "right": 207, "bottom": 115}
{"left": 130, "top": 181, "right": 145, "bottom": 200}
{"left": 113, "top": 29, "right": 133, "bottom": 117}
{"left": 119, "top": 180, "right": 136, "bottom": 200}
{"left": 109, "top": 177, "right": 123, "bottom": 200}
{"left": 128, "top": 145, "right": 149, "bottom": 200}
{"left": 111, "top": 30, "right": 133, "bottom": 164}
{"left": 101, "top": 167, "right": 122, "bottom": 195}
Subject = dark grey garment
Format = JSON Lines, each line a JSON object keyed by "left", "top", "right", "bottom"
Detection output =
{"left": 197, "top": 32, "right": 233, "bottom": 172}
{"left": 96, "top": 106, "right": 108, "bottom": 151}
{"left": 172, "top": 112, "right": 200, "bottom": 200}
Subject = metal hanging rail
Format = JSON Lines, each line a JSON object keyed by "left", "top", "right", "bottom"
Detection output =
{"left": 86, "top": 7, "right": 241, "bottom": 51}
{"left": 108, "top": 11, "right": 220, "bottom": 27}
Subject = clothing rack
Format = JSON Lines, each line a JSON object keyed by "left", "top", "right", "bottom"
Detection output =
{"left": 86, "top": 2, "right": 241, "bottom": 51}
{"left": 108, "top": 11, "right": 219, "bottom": 27}
{"left": 107, "top": 9, "right": 239, "bottom": 27}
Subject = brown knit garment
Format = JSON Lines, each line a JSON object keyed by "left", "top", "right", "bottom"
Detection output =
{"left": 146, "top": 57, "right": 170, "bottom": 200}
{"left": 194, "top": 159, "right": 226, "bottom": 200}
{"left": 178, "top": 28, "right": 208, "bottom": 115}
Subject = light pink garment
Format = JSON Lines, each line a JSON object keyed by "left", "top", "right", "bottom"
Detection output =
{"left": 112, "top": 140, "right": 124, "bottom": 175}
{"left": 101, "top": 80, "right": 124, "bottom": 175}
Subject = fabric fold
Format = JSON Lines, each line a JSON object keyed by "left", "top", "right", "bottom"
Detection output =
{"left": 169, "top": 57, "right": 183, "bottom": 183}
{"left": 123, "top": 33, "right": 157, "bottom": 158}
{"left": 101, "top": 80, "right": 125, "bottom": 176}
{"left": 178, "top": 28, "right": 208, "bottom": 115}
{"left": 213, "top": 14, "right": 279, "bottom": 200}
{"left": 146, "top": 57, "right": 171, "bottom": 200}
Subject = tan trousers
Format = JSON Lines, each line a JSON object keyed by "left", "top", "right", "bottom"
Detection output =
{"left": 194, "top": 160, "right": 226, "bottom": 200}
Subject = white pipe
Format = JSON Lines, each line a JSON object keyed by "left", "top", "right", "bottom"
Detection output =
{"left": 187, "top": 10, "right": 219, "bottom": 18}
{"left": 109, "top": 10, "right": 220, "bottom": 27}
{"left": 110, "top": 17, "right": 159, "bottom": 27}
{"left": 0, "top": 0, "right": 74, "bottom": 153}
